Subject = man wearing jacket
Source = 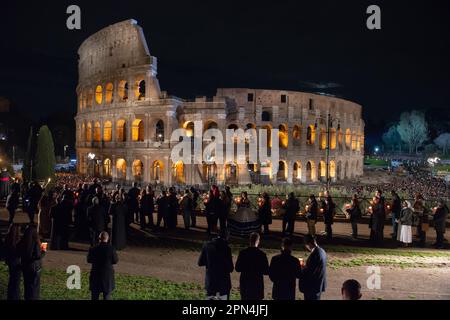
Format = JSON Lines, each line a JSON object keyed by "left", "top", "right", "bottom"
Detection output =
{"left": 299, "top": 235, "right": 327, "bottom": 300}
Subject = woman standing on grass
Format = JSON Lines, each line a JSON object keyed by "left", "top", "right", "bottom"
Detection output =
{"left": 17, "top": 224, "right": 46, "bottom": 300}
{"left": 397, "top": 200, "right": 414, "bottom": 247}
{"left": 4, "top": 224, "right": 22, "bottom": 300}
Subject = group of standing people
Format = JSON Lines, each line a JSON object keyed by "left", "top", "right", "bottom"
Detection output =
{"left": 198, "top": 231, "right": 329, "bottom": 300}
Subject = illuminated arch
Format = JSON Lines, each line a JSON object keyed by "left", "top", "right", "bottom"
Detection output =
{"left": 152, "top": 160, "right": 164, "bottom": 182}
{"left": 319, "top": 160, "right": 326, "bottom": 179}
{"left": 103, "top": 158, "right": 112, "bottom": 177}
{"left": 183, "top": 121, "right": 194, "bottom": 137}
{"left": 86, "top": 122, "right": 92, "bottom": 142}
{"left": 293, "top": 161, "right": 302, "bottom": 182}
{"left": 105, "top": 83, "right": 113, "bottom": 104}
{"left": 320, "top": 128, "right": 327, "bottom": 150}
{"left": 293, "top": 125, "right": 301, "bottom": 140}
{"left": 93, "top": 122, "right": 101, "bottom": 142}
{"left": 345, "top": 129, "right": 351, "bottom": 148}
{"left": 172, "top": 161, "right": 185, "bottom": 184}
{"left": 103, "top": 121, "right": 112, "bottom": 142}
{"left": 262, "top": 124, "right": 272, "bottom": 148}
{"left": 224, "top": 162, "right": 238, "bottom": 184}
{"left": 204, "top": 120, "right": 218, "bottom": 131}
{"left": 95, "top": 85, "right": 103, "bottom": 104}
{"left": 156, "top": 119, "right": 164, "bottom": 141}
{"left": 246, "top": 123, "right": 256, "bottom": 130}
{"left": 330, "top": 128, "right": 337, "bottom": 150}
{"left": 118, "top": 80, "right": 128, "bottom": 101}
{"left": 352, "top": 131, "right": 357, "bottom": 150}
{"left": 132, "top": 160, "right": 144, "bottom": 180}
{"left": 306, "top": 161, "right": 316, "bottom": 182}
{"left": 135, "top": 79, "right": 145, "bottom": 100}
{"left": 116, "top": 119, "right": 126, "bottom": 142}
{"left": 132, "top": 119, "right": 144, "bottom": 142}
{"left": 79, "top": 93, "right": 83, "bottom": 111}
{"left": 116, "top": 158, "right": 127, "bottom": 180}
{"left": 307, "top": 125, "right": 316, "bottom": 145}
{"left": 81, "top": 123, "right": 86, "bottom": 142}
{"left": 338, "top": 129, "right": 343, "bottom": 148}
{"left": 278, "top": 124, "right": 288, "bottom": 149}
{"left": 329, "top": 160, "right": 336, "bottom": 178}
{"left": 277, "top": 160, "right": 287, "bottom": 181}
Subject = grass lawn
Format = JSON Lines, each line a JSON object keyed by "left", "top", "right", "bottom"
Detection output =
{"left": 435, "top": 164, "right": 450, "bottom": 172}
{"left": 364, "top": 158, "right": 389, "bottom": 166}
{"left": 0, "top": 264, "right": 241, "bottom": 300}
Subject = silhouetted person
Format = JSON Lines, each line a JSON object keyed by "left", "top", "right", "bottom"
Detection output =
{"left": 258, "top": 193, "right": 272, "bottom": 234}
{"left": 299, "top": 235, "right": 327, "bottom": 300}
{"left": 87, "top": 197, "right": 109, "bottom": 247}
{"left": 198, "top": 229, "right": 234, "bottom": 300}
{"left": 6, "top": 187, "right": 20, "bottom": 224}
{"left": 24, "top": 182, "right": 43, "bottom": 223}
{"left": 190, "top": 186, "right": 199, "bottom": 227}
{"left": 282, "top": 193, "right": 299, "bottom": 236}
{"left": 390, "top": 191, "right": 402, "bottom": 239}
{"left": 127, "top": 182, "right": 141, "bottom": 224}
{"left": 433, "top": 199, "right": 449, "bottom": 249}
{"left": 50, "top": 195, "right": 73, "bottom": 250}
{"left": 87, "top": 231, "right": 118, "bottom": 300}
{"left": 109, "top": 193, "right": 128, "bottom": 250}
{"left": 305, "top": 195, "right": 318, "bottom": 236}
{"left": 235, "top": 232, "right": 269, "bottom": 300}
{"left": 139, "top": 186, "right": 154, "bottom": 229}
{"left": 323, "top": 193, "right": 336, "bottom": 241}
{"left": 346, "top": 194, "right": 361, "bottom": 239}
{"left": 4, "top": 224, "right": 22, "bottom": 300}
{"left": 342, "top": 279, "right": 362, "bottom": 300}
{"left": 268, "top": 238, "right": 301, "bottom": 300}
{"left": 156, "top": 191, "right": 168, "bottom": 229}
{"left": 17, "top": 224, "right": 46, "bottom": 300}
{"left": 166, "top": 187, "right": 179, "bottom": 229}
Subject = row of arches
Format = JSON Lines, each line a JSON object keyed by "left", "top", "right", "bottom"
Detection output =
{"left": 79, "top": 78, "right": 146, "bottom": 110}
{"left": 81, "top": 119, "right": 164, "bottom": 143}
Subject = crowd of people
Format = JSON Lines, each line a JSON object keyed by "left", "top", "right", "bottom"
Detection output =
{"left": 0, "top": 171, "right": 448, "bottom": 300}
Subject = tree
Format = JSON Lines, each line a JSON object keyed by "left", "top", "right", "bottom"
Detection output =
{"left": 434, "top": 133, "right": 450, "bottom": 155}
{"left": 22, "top": 127, "right": 34, "bottom": 182}
{"left": 396, "top": 111, "right": 429, "bottom": 154}
{"left": 35, "top": 125, "right": 56, "bottom": 181}
{"left": 382, "top": 125, "right": 403, "bottom": 152}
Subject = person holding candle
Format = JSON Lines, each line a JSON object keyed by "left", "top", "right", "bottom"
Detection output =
{"left": 390, "top": 190, "right": 402, "bottom": 240}
{"left": 87, "top": 231, "right": 118, "bottom": 300}
{"left": 305, "top": 194, "right": 318, "bottom": 236}
{"left": 298, "top": 235, "right": 327, "bottom": 301}
{"left": 109, "top": 193, "right": 128, "bottom": 250}
{"left": 323, "top": 193, "right": 336, "bottom": 241}
{"left": 258, "top": 193, "right": 272, "bottom": 234}
{"left": 346, "top": 194, "right": 361, "bottom": 239}
{"left": 369, "top": 196, "right": 385, "bottom": 246}
{"left": 433, "top": 199, "right": 449, "bottom": 249}
{"left": 17, "top": 224, "right": 46, "bottom": 300}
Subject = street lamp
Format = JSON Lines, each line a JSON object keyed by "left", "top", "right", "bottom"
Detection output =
{"left": 64, "top": 145, "right": 69, "bottom": 159}
{"left": 315, "top": 113, "right": 340, "bottom": 191}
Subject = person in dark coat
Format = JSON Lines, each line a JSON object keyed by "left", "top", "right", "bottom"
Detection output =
{"left": 74, "top": 183, "right": 90, "bottom": 240}
{"left": 433, "top": 199, "right": 449, "bottom": 249}
{"left": 235, "top": 232, "right": 269, "bottom": 300}
{"left": 299, "top": 235, "right": 327, "bottom": 300}
{"left": 17, "top": 224, "right": 46, "bottom": 300}
{"left": 413, "top": 194, "right": 428, "bottom": 247}
{"left": 346, "top": 194, "right": 361, "bottom": 239}
{"left": 4, "top": 224, "right": 22, "bottom": 300}
{"left": 323, "top": 192, "right": 336, "bottom": 241}
{"left": 205, "top": 190, "right": 220, "bottom": 234}
{"left": 305, "top": 195, "right": 318, "bottom": 236}
{"left": 156, "top": 191, "right": 168, "bottom": 229}
{"left": 87, "top": 231, "right": 118, "bottom": 300}
{"left": 109, "top": 193, "right": 128, "bottom": 250}
{"left": 127, "top": 182, "right": 141, "bottom": 224}
{"left": 369, "top": 196, "right": 385, "bottom": 245}
{"left": 6, "top": 187, "right": 20, "bottom": 225}
{"left": 268, "top": 238, "right": 301, "bottom": 300}
{"left": 166, "top": 187, "right": 179, "bottom": 229}
{"left": 88, "top": 178, "right": 101, "bottom": 195}
{"left": 87, "top": 197, "right": 109, "bottom": 247}
{"left": 139, "top": 186, "right": 154, "bottom": 229}
{"left": 180, "top": 189, "right": 193, "bottom": 229}
{"left": 190, "top": 187, "right": 199, "bottom": 227}
{"left": 258, "top": 193, "right": 272, "bottom": 234}
{"left": 390, "top": 191, "right": 402, "bottom": 239}
{"left": 50, "top": 195, "right": 74, "bottom": 250}
{"left": 282, "top": 193, "right": 300, "bottom": 237}
{"left": 218, "top": 190, "right": 231, "bottom": 231}
{"left": 198, "top": 230, "right": 234, "bottom": 299}
{"left": 23, "top": 182, "right": 43, "bottom": 223}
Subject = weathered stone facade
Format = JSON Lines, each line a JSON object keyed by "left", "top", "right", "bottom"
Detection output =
{"left": 75, "top": 19, "right": 364, "bottom": 186}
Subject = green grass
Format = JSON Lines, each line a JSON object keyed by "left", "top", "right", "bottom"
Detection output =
{"left": 364, "top": 158, "right": 389, "bottom": 167}
{"left": 0, "top": 264, "right": 241, "bottom": 300}
{"left": 435, "top": 164, "right": 450, "bottom": 172}
{"left": 322, "top": 245, "right": 450, "bottom": 258}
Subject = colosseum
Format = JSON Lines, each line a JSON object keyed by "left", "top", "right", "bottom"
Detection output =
{"left": 75, "top": 19, "right": 364, "bottom": 186}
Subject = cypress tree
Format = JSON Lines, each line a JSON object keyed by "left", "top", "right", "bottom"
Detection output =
{"left": 35, "top": 125, "right": 56, "bottom": 181}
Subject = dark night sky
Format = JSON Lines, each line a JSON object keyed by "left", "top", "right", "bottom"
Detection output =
{"left": 1, "top": 0, "right": 450, "bottom": 146}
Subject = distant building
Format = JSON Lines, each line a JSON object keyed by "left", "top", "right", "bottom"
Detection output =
{"left": 75, "top": 20, "right": 364, "bottom": 186}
